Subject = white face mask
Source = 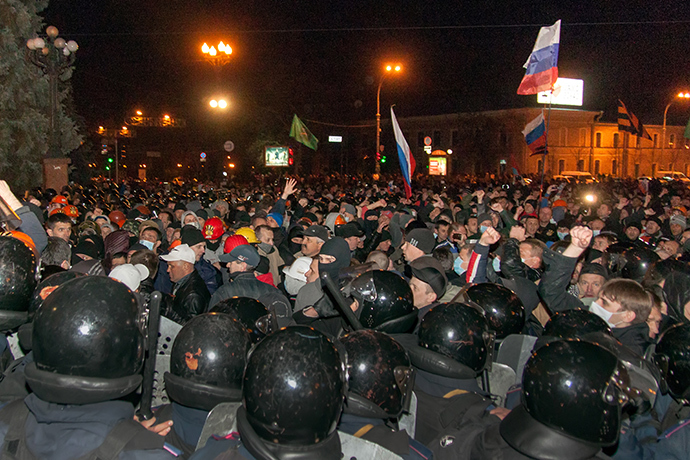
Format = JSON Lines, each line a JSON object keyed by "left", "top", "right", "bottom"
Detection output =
{"left": 592, "top": 229, "right": 601, "bottom": 237}
{"left": 454, "top": 256, "right": 467, "bottom": 275}
{"left": 589, "top": 301, "right": 622, "bottom": 328}
{"left": 139, "top": 239, "right": 155, "bottom": 251}
{"left": 492, "top": 257, "right": 501, "bottom": 273}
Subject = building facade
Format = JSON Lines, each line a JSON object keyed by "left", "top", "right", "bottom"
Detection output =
{"left": 374, "top": 108, "right": 689, "bottom": 178}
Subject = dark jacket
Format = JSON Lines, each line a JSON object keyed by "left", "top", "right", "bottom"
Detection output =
{"left": 338, "top": 413, "right": 432, "bottom": 460}
{"left": 0, "top": 394, "right": 174, "bottom": 460}
{"left": 210, "top": 272, "right": 292, "bottom": 327}
{"left": 538, "top": 247, "right": 586, "bottom": 313}
{"left": 164, "top": 270, "right": 211, "bottom": 325}
{"left": 195, "top": 258, "right": 221, "bottom": 295}
{"left": 500, "top": 238, "right": 542, "bottom": 282}
{"left": 612, "top": 322, "right": 651, "bottom": 356}
{"left": 155, "top": 403, "right": 209, "bottom": 459}
{"left": 448, "top": 405, "right": 611, "bottom": 460}
{"left": 535, "top": 222, "right": 559, "bottom": 243}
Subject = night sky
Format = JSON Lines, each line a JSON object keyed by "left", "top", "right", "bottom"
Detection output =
{"left": 40, "top": 0, "right": 690, "bottom": 158}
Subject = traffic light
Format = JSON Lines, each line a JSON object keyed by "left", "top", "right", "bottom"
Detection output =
{"left": 107, "top": 157, "right": 114, "bottom": 164}
{"left": 288, "top": 148, "right": 294, "bottom": 166}
{"left": 381, "top": 155, "right": 387, "bottom": 163}
{"left": 376, "top": 151, "right": 381, "bottom": 162}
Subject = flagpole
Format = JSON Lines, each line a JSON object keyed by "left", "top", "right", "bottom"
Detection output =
{"left": 539, "top": 97, "right": 553, "bottom": 204}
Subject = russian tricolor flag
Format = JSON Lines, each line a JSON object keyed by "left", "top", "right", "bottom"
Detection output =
{"left": 517, "top": 20, "right": 561, "bottom": 95}
{"left": 391, "top": 107, "right": 415, "bottom": 199}
{"left": 522, "top": 112, "right": 547, "bottom": 155}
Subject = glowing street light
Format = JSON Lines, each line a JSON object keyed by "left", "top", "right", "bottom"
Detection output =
{"left": 209, "top": 99, "right": 228, "bottom": 109}
{"left": 376, "top": 63, "right": 403, "bottom": 175}
{"left": 136, "top": 110, "right": 143, "bottom": 116}
{"left": 201, "top": 41, "right": 233, "bottom": 66}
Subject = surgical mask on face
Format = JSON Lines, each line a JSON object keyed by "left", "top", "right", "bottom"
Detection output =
{"left": 557, "top": 232, "right": 568, "bottom": 240}
{"left": 480, "top": 225, "right": 489, "bottom": 234}
{"left": 589, "top": 301, "right": 621, "bottom": 328}
{"left": 454, "top": 256, "right": 467, "bottom": 275}
{"left": 139, "top": 239, "right": 155, "bottom": 251}
{"left": 492, "top": 257, "right": 501, "bottom": 273}
{"left": 258, "top": 242, "right": 273, "bottom": 253}
{"left": 592, "top": 229, "right": 601, "bottom": 237}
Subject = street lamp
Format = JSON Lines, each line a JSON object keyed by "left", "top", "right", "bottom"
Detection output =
{"left": 662, "top": 92, "right": 690, "bottom": 162}
{"left": 209, "top": 99, "right": 228, "bottom": 109}
{"left": 26, "top": 26, "right": 78, "bottom": 158}
{"left": 201, "top": 41, "right": 232, "bottom": 66}
{"left": 375, "top": 63, "right": 402, "bottom": 175}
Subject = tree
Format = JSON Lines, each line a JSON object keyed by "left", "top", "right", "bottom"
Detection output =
{"left": 0, "top": 0, "right": 82, "bottom": 192}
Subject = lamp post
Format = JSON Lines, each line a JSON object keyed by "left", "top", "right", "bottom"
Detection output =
{"left": 201, "top": 41, "right": 233, "bottom": 66}
{"left": 26, "top": 26, "right": 78, "bottom": 159}
{"left": 375, "top": 64, "right": 402, "bottom": 175}
{"left": 661, "top": 92, "right": 690, "bottom": 166}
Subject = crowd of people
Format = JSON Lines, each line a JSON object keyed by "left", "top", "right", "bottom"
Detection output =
{"left": 1, "top": 171, "right": 690, "bottom": 459}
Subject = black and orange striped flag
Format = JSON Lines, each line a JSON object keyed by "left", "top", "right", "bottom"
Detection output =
{"left": 618, "top": 100, "right": 652, "bottom": 140}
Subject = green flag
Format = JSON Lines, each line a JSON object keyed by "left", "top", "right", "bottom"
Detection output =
{"left": 289, "top": 115, "right": 318, "bottom": 150}
{"left": 685, "top": 116, "right": 690, "bottom": 139}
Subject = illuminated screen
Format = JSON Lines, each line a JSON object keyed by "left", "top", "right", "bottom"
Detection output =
{"left": 429, "top": 157, "right": 447, "bottom": 176}
{"left": 265, "top": 146, "right": 289, "bottom": 167}
{"left": 537, "top": 78, "right": 584, "bottom": 106}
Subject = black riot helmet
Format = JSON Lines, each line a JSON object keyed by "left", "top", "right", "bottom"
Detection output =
{"left": 662, "top": 269, "right": 690, "bottom": 322}
{"left": 29, "top": 271, "right": 85, "bottom": 320}
{"left": 602, "top": 242, "right": 635, "bottom": 279}
{"left": 542, "top": 309, "right": 612, "bottom": 340}
{"left": 242, "top": 326, "right": 345, "bottom": 445}
{"left": 340, "top": 330, "right": 414, "bottom": 419}
{"left": 655, "top": 323, "right": 690, "bottom": 402}
{"left": 25, "top": 276, "right": 144, "bottom": 405}
{"left": 165, "top": 312, "right": 251, "bottom": 411}
{"left": 417, "top": 302, "right": 494, "bottom": 376}
{"left": 210, "top": 296, "right": 276, "bottom": 343}
{"left": 350, "top": 270, "right": 417, "bottom": 333}
{"left": 460, "top": 283, "right": 525, "bottom": 339}
{"left": 519, "top": 340, "right": 630, "bottom": 446}
{"left": 0, "top": 235, "right": 38, "bottom": 331}
{"left": 620, "top": 246, "right": 660, "bottom": 283}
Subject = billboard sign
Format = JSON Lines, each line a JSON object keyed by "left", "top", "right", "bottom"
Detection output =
{"left": 537, "top": 78, "right": 584, "bottom": 106}
{"left": 265, "top": 146, "right": 289, "bottom": 167}
{"left": 429, "top": 157, "right": 447, "bottom": 176}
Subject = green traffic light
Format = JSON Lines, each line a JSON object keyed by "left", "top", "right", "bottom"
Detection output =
{"left": 381, "top": 158, "right": 386, "bottom": 163}
{"left": 108, "top": 158, "right": 114, "bottom": 163}
{"left": 105, "top": 166, "right": 110, "bottom": 170}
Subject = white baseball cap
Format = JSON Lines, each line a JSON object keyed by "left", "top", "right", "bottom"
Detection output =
{"left": 109, "top": 263, "right": 150, "bottom": 291}
{"left": 160, "top": 244, "right": 196, "bottom": 264}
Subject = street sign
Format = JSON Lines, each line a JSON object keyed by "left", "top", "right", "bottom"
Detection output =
{"left": 328, "top": 136, "right": 343, "bottom": 143}
{"left": 200, "top": 152, "right": 207, "bottom": 162}
{"left": 224, "top": 141, "right": 235, "bottom": 152}
{"left": 424, "top": 136, "right": 432, "bottom": 146}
